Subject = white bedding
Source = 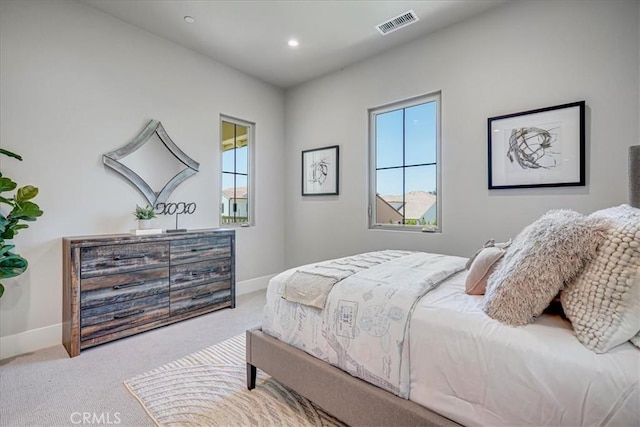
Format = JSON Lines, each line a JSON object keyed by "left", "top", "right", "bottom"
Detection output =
{"left": 263, "top": 254, "right": 640, "bottom": 426}
{"left": 410, "top": 272, "right": 640, "bottom": 427}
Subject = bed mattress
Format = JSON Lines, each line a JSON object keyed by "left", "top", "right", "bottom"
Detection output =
{"left": 262, "top": 259, "right": 640, "bottom": 426}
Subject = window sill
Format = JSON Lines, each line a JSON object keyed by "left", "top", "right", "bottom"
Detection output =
{"left": 369, "top": 224, "right": 441, "bottom": 233}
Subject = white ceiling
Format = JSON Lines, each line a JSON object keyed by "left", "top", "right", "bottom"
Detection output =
{"left": 80, "top": 0, "right": 507, "bottom": 89}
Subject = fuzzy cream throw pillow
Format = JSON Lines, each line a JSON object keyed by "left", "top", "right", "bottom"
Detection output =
{"left": 483, "top": 209, "right": 607, "bottom": 326}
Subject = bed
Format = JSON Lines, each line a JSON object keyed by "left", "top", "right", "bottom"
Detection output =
{"left": 246, "top": 203, "right": 640, "bottom": 426}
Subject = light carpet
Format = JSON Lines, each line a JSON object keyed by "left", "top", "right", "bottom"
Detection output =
{"left": 125, "top": 334, "right": 346, "bottom": 426}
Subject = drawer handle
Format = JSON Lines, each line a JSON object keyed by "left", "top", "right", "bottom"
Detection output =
{"left": 191, "top": 269, "right": 215, "bottom": 276}
{"left": 190, "top": 247, "right": 214, "bottom": 252}
{"left": 113, "top": 254, "right": 145, "bottom": 261}
{"left": 113, "top": 309, "right": 145, "bottom": 319}
{"left": 113, "top": 281, "right": 144, "bottom": 290}
{"left": 192, "top": 292, "right": 213, "bottom": 300}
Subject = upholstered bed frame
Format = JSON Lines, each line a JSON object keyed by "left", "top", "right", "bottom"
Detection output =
{"left": 246, "top": 328, "right": 460, "bottom": 426}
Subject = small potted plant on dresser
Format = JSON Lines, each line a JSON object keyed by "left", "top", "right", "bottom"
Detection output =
{"left": 133, "top": 204, "right": 156, "bottom": 230}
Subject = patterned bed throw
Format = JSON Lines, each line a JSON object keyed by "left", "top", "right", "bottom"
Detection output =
{"left": 282, "top": 251, "right": 411, "bottom": 309}
{"left": 298, "top": 251, "right": 466, "bottom": 398}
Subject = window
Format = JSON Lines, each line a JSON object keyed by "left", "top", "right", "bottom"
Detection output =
{"left": 369, "top": 92, "right": 441, "bottom": 231}
{"left": 221, "top": 116, "right": 253, "bottom": 226}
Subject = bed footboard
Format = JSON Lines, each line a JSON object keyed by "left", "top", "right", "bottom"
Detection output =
{"left": 246, "top": 328, "right": 460, "bottom": 427}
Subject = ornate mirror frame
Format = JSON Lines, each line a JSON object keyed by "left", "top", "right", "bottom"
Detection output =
{"left": 103, "top": 120, "right": 200, "bottom": 206}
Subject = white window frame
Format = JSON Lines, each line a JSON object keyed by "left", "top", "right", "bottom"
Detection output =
{"left": 368, "top": 92, "right": 442, "bottom": 232}
{"left": 220, "top": 115, "right": 255, "bottom": 227}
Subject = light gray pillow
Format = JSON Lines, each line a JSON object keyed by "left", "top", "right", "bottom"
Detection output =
{"left": 482, "top": 209, "right": 607, "bottom": 326}
{"left": 465, "top": 239, "right": 511, "bottom": 270}
{"left": 465, "top": 246, "right": 506, "bottom": 295}
{"left": 561, "top": 204, "right": 640, "bottom": 353}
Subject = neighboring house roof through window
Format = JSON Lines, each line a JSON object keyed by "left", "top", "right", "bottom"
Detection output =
{"left": 379, "top": 191, "right": 436, "bottom": 220}
{"left": 222, "top": 187, "right": 248, "bottom": 199}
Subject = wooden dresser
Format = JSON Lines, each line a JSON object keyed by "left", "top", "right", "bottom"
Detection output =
{"left": 62, "top": 229, "right": 235, "bottom": 357}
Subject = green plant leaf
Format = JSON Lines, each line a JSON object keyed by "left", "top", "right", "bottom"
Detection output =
{"left": 0, "top": 177, "right": 17, "bottom": 193}
{"left": 16, "top": 185, "right": 38, "bottom": 202}
{"left": 0, "top": 254, "right": 28, "bottom": 279}
{"left": 0, "top": 149, "right": 23, "bottom": 161}
{"left": 9, "top": 201, "right": 43, "bottom": 220}
{"left": 0, "top": 283, "right": 4, "bottom": 298}
{"left": 0, "top": 245, "right": 15, "bottom": 256}
{"left": 134, "top": 204, "right": 157, "bottom": 220}
{"left": 0, "top": 196, "right": 13, "bottom": 206}
{"left": 4, "top": 224, "right": 28, "bottom": 238}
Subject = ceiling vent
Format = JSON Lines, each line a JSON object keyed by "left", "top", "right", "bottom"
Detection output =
{"left": 376, "top": 10, "right": 419, "bottom": 35}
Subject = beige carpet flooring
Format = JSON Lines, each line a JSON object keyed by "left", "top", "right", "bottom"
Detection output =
{"left": 0, "top": 290, "right": 266, "bottom": 427}
{"left": 125, "top": 334, "right": 345, "bottom": 427}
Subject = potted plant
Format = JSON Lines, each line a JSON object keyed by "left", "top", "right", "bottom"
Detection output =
{"left": 0, "top": 149, "right": 44, "bottom": 298}
{"left": 133, "top": 204, "right": 156, "bottom": 230}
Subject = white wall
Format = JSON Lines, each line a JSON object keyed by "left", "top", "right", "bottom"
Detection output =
{"left": 284, "top": 0, "right": 640, "bottom": 268}
{"left": 0, "top": 0, "right": 286, "bottom": 352}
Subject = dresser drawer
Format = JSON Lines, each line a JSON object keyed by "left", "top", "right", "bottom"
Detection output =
{"left": 64, "top": 230, "right": 235, "bottom": 357}
{"left": 80, "top": 242, "right": 169, "bottom": 278}
{"left": 170, "top": 281, "right": 232, "bottom": 317}
{"left": 80, "top": 267, "right": 169, "bottom": 309}
{"left": 80, "top": 293, "right": 169, "bottom": 341}
{"left": 170, "top": 236, "right": 231, "bottom": 264}
{"left": 170, "top": 258, "right": 231, "bottom": 291}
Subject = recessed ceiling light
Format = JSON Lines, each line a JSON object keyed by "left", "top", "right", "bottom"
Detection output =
{"left": 184, "top": 16, "right": 195, "bottom": 24}
{"left": 288, "top": 39, "right": 299, "bottom": 47}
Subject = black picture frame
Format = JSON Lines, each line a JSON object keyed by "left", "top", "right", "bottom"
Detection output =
{"left": 301, "top": 145, "right": 339, "bottom": 196}
{"left": 488, "top": 101, "right": 585, "bottom": 189}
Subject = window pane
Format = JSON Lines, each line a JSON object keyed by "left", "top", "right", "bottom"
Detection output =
{"left": 221, "top": 121, "right": 236, "bottom": 151}
{"left": 376, "top": 168, "right": 404, "bottom": 224}
{"left": 405, "top": 102, "right": 436, "bottom": 166}
{"left": 235, "top": 145, "right": 248, "bottom": 175}
{"left": 221, "top": 173, "right": 248, "bottom": 223}
{"left": 221, "top": 117, "right": 252, "bottom": 225}
{"left": 221, "top": 172, "right": 234, "bottom": 220}
{"left": 235, "top": 174, "right": 248, "bottom": 194}
{"left": 222, "top": 148, "right": 235, "bottom": 173}
{"left": 234, "top": 175, "right": 248, "bottom": 220}
{"left": 376, "top": 109, "right": 403, "bottom": 169}
{"left": 405, "top": 165, "right": 437, "bottom": 226}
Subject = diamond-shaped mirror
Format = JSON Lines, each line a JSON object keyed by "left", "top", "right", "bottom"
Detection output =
{"left": 103, "top": 120, "right": 199, "bottom": 206}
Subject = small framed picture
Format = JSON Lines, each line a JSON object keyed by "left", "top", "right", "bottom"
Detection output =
{"left": 301, "top": 145, "right": 339, "bottom": 196}
{"left": 488, "top": 101, "right": 585, "bottom": 189}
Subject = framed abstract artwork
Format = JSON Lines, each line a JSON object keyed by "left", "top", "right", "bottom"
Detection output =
{"left": 488, "top": 101, "right": 585, "bottom": 189}
{"left": 301, "top": 145, "right": 339, "bottom": 196}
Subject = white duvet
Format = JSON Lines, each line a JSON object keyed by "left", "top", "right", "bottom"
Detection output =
{"left": 263, "top": 254, "right": 640, "bottom": 426}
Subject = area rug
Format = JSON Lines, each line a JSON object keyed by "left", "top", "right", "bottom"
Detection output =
{"left": 125, "top": 334, "right": 346, "bottom": 426}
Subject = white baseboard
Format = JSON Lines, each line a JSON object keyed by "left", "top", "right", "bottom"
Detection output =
{"left": 236, "top": 273, "right": 273, "bottom": 296}
{"left": 0, "top": 323, "right": 62, "bottom": 361}
{"left": 1, "top": 275, "right": 272, "bottom": 360}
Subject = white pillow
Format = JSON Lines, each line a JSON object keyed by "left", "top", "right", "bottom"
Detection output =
{"left": 483, "top": 209, "right": 607, "bottom": 326}
{"left": 561, "top": 204, "right": 640, "bottom": 353}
